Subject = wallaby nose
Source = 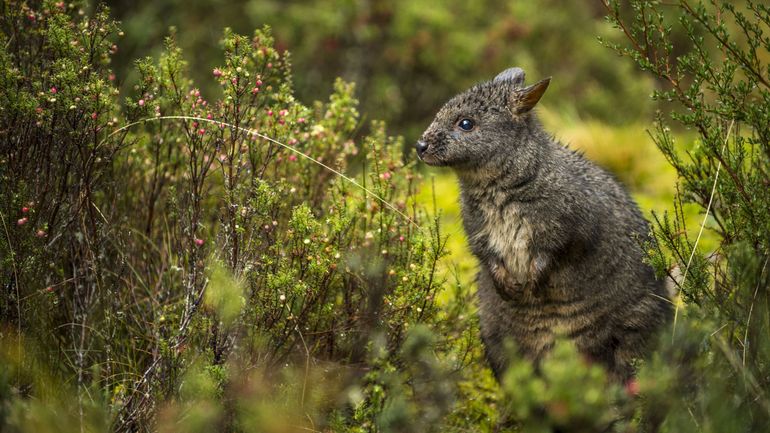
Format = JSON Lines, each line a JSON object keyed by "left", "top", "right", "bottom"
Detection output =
{"left": 415, "top": 140, "right": 429, "bottom": 157}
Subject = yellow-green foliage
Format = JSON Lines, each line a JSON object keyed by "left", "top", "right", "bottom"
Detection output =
{"left": 204, "top": 259, "right": 246, "bottom": 328}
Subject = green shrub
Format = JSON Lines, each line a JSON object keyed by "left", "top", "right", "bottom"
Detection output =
{"left": 604, "top": 1, "right": 770, "bottom": 431}
{"left": 0, "top": 2, "right": 469, "bottom": 431}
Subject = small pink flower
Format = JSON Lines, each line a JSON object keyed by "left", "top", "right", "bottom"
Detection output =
{"left": 17, "top": 217, "right": 28, "bottom": 226}
{"left": 91, "top": 112, "right": 98, "bottom": 120}
{"left": 206, "top": 114, "right": 213, "bottom": 120}
{"left": 267, "top": 110, "right": 273, "bottom": 117}
{"left": 35, "top": 107, "right": 43, "bottom": 114}
{"left": 50, "top": 87, "right": 57, "bottom": 94}
{"left": 194, "top": 238, "right": 204, "bottom": 246}
{"left": 288, "top": 138, "right": 298, "bottom": 145}
{"left": 197, "top": 129, "right": 206, "bottom": 136}
{"left": 36, "top": 230, "right": 47, "bottom": 238}
{"left": 251, "top": 87, "right": 260, "bottom": 94}
{"left": 399, "top": 236, "right": 405, "bottom": 242}
{"left": 21, "top": 207, "right": 29, "bottom": 213}
{"left": 267, "top": 62, "right": 273, "bottom": 69}
{"left": 278, "top": 119, "right": 285, "bottom": 125}
{"left": 279, "top": 109, "right": 288, "bottom": 117}
{"left": 192, "top": 121, "right": 198, "bottom": 128}
{"left": 138, "top": 99, "right": 145, "bottom": 106}
{"left": 625, "top": 378, "right": 640, "bottom": 397}
{"left": 288, "top": 154, "right": 297, "bottom": 162}
{"left": 255, "top": 79, "right": 263, "bottom": 86}
{"left": 297, "top": 117, "right": 306, "bottom": 124}
{"left": 108, "top": 73, "right": 115, "bottom": 81}
{"left": 213, "top": 68, "right": 223, "bottom": 77}
{"left": 45, "top": 286, "right": 54, "bottom": 293}
{"left": 381, "top": 171, "right": 392, "bottom": 180}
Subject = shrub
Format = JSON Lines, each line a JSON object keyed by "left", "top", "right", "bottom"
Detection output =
{"left": 0, "top": 2, "right": 470, "bottom": 431}
{"left": 603, "top": 1, "right": 770, "bottom": 431}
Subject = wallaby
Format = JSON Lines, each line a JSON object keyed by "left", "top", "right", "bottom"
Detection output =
{"left": 416, "top": 67, "right": 672, "bottom": 383}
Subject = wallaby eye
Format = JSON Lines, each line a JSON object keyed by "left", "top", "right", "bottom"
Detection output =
{"left": 457, "top": 118, "right": 475, "bottom": 131}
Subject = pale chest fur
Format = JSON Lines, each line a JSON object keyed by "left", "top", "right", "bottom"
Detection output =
{"left": 472, "top": 200, "right": 534, "bottom": 284}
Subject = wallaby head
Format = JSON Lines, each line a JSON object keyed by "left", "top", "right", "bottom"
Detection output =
{"left": 416, "top": 67, "right": 550, "bottom": 171}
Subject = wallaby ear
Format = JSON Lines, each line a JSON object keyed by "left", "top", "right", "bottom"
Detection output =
{"left": 514, "top": 77, "right": 551, "bottom": 114}
{"left": 494, "top": 67, "right": 526, "bottom": 87}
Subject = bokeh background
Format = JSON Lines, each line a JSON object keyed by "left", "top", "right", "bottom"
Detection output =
{"left": 103, "top": 0, "right": 690, "bottom": 280}
{"left": 107, "top": 0, "right": 656, "bottom": 136}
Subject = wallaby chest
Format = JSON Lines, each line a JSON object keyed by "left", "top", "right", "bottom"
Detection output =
{"left": 462, "top": 190, "right": 534, "bottom": 284}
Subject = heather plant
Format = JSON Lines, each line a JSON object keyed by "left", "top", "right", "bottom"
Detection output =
{"left": 602, "top": 0, "right": 770, "bottom": 431}
{"left": 0, "top": 2, "right": 465, "bottom": 431}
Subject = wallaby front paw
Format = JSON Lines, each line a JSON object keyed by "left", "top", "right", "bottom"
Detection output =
{"left": 490, "top": 260, "right": 528, "bottom": 300}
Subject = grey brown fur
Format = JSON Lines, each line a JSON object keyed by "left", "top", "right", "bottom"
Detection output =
{"left": 417, "top": 68, "right": 672, "bottom": 382}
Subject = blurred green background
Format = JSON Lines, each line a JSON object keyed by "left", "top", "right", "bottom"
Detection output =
{"left": 102, "top": 0, "right": 691, "bottom": 283}
{"left": 106, "top": 0, "right": 656, "bottom": 138}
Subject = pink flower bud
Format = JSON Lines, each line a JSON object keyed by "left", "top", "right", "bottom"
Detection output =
{"left": 297, "top": 117, "right": 306, "bottom": 124}
{"left": 21, "top": 207, "right": 29, "bottom": 213}
{"left": 213, "top": 68, "right": 223, "bottom": 77}
{"left": 288, "top": 154, "right": 297, "bottom": 162}
{"left": 625, "top": 378, "right": 640, "bottom": 397}
{"left": 36, "top": 230, "right": 47, "bottom": 238}
{"left": 91, "top": 112, "right": 98, "bottom": 120}
{"left": 267, "top": 110, "right": 273, "bottom": 117}
{"left": 138, "top": 99, "right": 145, "bottom": 106}
{"left": 194, "top": 238, "right": 204, "bottom": 246}
{"left": 17, "top": 217, "right": 28, "bottom": 226}
{"left": 197, "top": 129, "right": 206, "bottom": 136}
{"left": 50, "top": 87, "right": 57, "bottom": 94}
